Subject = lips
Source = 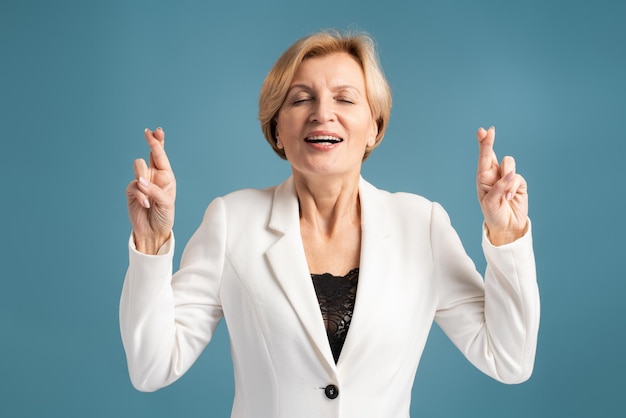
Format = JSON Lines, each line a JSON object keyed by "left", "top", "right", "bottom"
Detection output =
{"left": 304, "top": 135, "right": 343, "bottom": 144}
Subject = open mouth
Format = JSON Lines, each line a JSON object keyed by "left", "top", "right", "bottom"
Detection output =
{"left": 305, "top": 135, "right": 343, "bottom": 144}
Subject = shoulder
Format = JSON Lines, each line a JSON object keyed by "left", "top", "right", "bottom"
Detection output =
{"left": 221, "top": 186, "right": 276, "bottom": 206}
{"left": 205, "top": 186, "right": 276, "bottom": 223}
{"left": 360, "top": 178, "right": 449, "bottom": 233}
{"left": 387, "top": 190, "right": 434, "bottom": 211}
{"left": 361, "top": 177, "right": 436, "bottom": 214}
{"left": 196, "top": 186, "right": 277, "bottom": 244}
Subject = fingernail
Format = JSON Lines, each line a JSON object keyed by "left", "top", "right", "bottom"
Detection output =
{"left": 157, "top": 127, "right": 163, "bottom": 132}
{"left": 504, "top": 172, "right": 514, "bottom": 182}
{"left": 144, "top": 128, "right": 149, "bottom": 132}
{"left": 506, "top": 192, "right": 513, "bottom": 201}
{"left": 139, "top": 177, "right": 149, "bottom": 187}
{"left": 143, "top": 199, "right": 151, "bottom": 209}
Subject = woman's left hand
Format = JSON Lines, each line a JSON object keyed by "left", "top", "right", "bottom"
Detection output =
{"left": 476, "top": 126, "right": 528, "bottom": 246}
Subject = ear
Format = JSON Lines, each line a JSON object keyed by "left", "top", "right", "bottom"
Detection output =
{"left": 275, "top": 131, "right": 284, "bottom": 149}
{"left": 367, "top": 118, "right": 378, "bottom": 147}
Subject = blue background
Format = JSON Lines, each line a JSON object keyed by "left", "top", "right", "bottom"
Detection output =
{"left": 2, "top": 0, "right": 624, "bottom": 416}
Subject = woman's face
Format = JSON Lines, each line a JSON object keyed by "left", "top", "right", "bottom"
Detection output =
{"left": 275, "top": 52, "right": 377, "bottom": 180}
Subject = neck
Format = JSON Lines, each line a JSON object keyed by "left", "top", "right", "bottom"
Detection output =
{"left": 293, "top": 171, "right": 361, "bottom": 237}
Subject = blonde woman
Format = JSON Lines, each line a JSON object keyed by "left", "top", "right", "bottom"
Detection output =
{"left": 121, "top": 30, "right": 539, "bottom": 418}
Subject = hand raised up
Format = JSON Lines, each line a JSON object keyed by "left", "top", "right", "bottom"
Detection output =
{"left": 126, "top": 127, "right": 176, "bottom": 254}
{"left": 476, "top": 126, "right": 528, "bottom": 246}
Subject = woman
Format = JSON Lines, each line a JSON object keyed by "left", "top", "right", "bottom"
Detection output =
{"left": 121, "top": 31, "right": 539, "bottom": 418}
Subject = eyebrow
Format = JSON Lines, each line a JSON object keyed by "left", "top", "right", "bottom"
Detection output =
{"left": 286, "top": 84, "right": 363, "bottom": 95}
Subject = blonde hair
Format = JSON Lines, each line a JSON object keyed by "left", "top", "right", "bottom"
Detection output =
{"left": 258, "top": 30, "right": 392, "bottom": 160}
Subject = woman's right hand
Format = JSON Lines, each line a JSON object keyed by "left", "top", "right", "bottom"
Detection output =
{"left": 126, "top": 127, "right": 176, "bottom": 254}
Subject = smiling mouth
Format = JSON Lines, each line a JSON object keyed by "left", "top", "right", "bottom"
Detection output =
{"left": 305, "top": 135, "right": 343, "bottom": 144}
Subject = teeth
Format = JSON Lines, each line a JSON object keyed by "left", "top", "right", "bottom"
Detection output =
{"left": 306, "top": 135, "right": 342, "bottom": 143}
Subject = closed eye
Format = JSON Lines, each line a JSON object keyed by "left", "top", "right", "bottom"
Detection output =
{"left": 287, "top": 95, "right": 314, "bottom": 105}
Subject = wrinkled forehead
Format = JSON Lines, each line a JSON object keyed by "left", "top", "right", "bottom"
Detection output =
{"left": 291, "top": 52, "right": 365, "bottom": 85}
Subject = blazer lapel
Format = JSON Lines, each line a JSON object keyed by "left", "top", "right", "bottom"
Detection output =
{"left": 337, "top": 177, "right": 393, "bottom": 368}
{"left": 265, "top": 177, "right": 337, "bottom": 371}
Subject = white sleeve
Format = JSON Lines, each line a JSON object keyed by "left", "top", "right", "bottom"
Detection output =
{"left": 432, "top": 202, "right": 540, "bottom": 383}
{"left": 119, "top": 197, "right": 227, "bottom": 391}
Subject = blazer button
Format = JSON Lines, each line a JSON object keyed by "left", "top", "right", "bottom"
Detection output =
{"left": 324, "top": 384, "right": 339, "bottom": 399}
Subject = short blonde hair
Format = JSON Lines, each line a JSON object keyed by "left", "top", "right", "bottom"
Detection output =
{"left": 258, "top": 30, "right": 392, "bottom": 160}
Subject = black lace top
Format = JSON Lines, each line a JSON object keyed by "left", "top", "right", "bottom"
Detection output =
{"left": 311, "top": 268, "right": 359, "bottom": 363}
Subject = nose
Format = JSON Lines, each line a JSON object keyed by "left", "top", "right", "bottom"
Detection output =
{"left": 309, "top": 96, "right": 335, "bottom": 123}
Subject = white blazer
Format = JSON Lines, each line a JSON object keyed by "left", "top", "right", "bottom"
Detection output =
{"left": 120, "top": 176, "right": 540, "bottom": 418}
